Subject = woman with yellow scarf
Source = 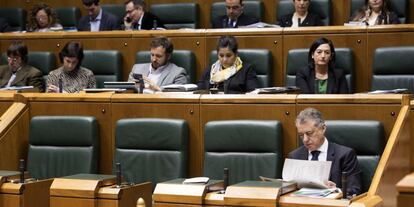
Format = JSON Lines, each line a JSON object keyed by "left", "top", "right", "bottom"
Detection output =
{"left": 197, "top": 35, "right": 258, "bottom": 94}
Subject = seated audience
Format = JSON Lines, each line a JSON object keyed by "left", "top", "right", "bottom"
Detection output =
{"left": 128, "top": 36, "right": 187, "bottom": 91}
{"left": 0, "top": 17, "right": 12, "bottom": 32}
{"left": 279, "top": 0, "right": 323, "bottom": 27}
{"left": 46, "top": 41, "right": 96, "bottom": 93}
{"left": 212, "top": 0, "right": 259, "bottom": 28}
{"left": 197, "top": 35, "right": 258, "bottom": 94}
{"left": 123, "top": 0, "right": 165, "bottom": 30}
{"left": 351, "top": 0, "right": 400, "bottom": 25}
{"left": 77, "top": 0, "right": 121, "bottom": 31}
{"left": 296, "top": 37, "right": 349, "bottom": 94}
{"left": 28, "top": 3, "right": 63, "bottom": 32}
{"left": 289, "top": 107, "right": 362, "bottom": 196}
{"left": 0, "top": 41, "right": 44, "bottom": 91}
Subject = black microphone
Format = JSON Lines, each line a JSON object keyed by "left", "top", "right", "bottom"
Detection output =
{"left": 116, "top": 163, "right": 122, "bottom": 188}
{"left": 298, "top": 18, "right": 301, "bottom": 26}
{"left": 19, "top": 159, "right": 25, "bottom": 183}
{"left": 152, "top": 20, "right": 158, "bottom": 30}
{"left": 58, "top": 77, "right": 63, "bottom": 93}
{"left": 223, "top": 168, "right": 229, "bottom": 191}
{"left": 341, "top": 171, "right": 348, "bottom": 199}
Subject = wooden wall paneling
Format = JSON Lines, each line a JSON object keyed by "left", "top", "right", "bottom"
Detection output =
{"left": 0, "top": 93, "right": 16, "bottom": 115}
{"left": 27, "top": 94, "right": 113, "bottom": 174}
{"left": 205, "top": 28, "right": 283, "bottom": 87}
{"left": 200, "top": 95, "right": 298, "bottom": 171}
{"left": 367, "top": 26, "right": 414, "bottom": 92}
{"left": 111, "top": 94, "right": 202, "bottom": 177}
{"left": 63, "top": 31, "right": 134, "bottom": 81}
{"left": 283, "top": 26, "right": 367, "bottom": 92}
{"left": 332, "top": 0, "right": 350, "bottom": 26}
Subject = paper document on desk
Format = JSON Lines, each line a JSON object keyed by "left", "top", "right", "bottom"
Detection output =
{"left": 282, "top": 158, "right": 331, "bottom": 189}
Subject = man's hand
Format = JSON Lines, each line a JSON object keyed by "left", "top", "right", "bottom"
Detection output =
{"left": 325, "top": 180, "right": 337, "bottom": 188}
{"left": 47, "top": 84, "right": 59, "bottom": 93}
{"left": 143, "top": 76, "right": 161, "bottom": 91}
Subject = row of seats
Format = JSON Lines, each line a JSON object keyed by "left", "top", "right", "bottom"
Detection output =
{"left": 0, "top": 0, "right": 409, "bottom": 31}
{"left": 3, "top": 46, "right": 414, "bottom": 92}
{"left": 27, "top": 116, "right": 384, "bottom": 192}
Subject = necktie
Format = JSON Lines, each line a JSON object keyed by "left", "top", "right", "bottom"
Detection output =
{"left": 228, "top": 19, "right": 235, "bottom": 28}
{"left": 311, "top": 150, "right": 320, "bottom": 161}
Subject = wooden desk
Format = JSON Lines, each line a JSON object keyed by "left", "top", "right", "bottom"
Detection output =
{"left": 396, "top": 172, "right": 414, "bottom": 207}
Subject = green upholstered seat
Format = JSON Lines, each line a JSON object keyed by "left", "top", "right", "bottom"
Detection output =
{"left": 325, "top": 120, "right": 385, "bottom": 193}
{"left": 82, "top": 50, "right": 123, "bottom": 88}
{"left": 0, "top": 8, "right": 27, "bottom": 31}
{"left": 276, "top": 0, "right": 331, "bottom": 25}
{"left": 114, "top": 118, "right": 188, "bottom": 188}
{"left": 150, "top": 3, "right": 199, "bottom": 29}
{"left": 55, "top": 7, "right": 81, "bottom": 29}
{"left": 350, "top": 0, "right": 408, "bottom": 23}
{"left": 209, "top": 49, "right": 273, "bottom": 87}
{"left": 1, "top": 51, "right": 56, "bottom": 76}
{"left": 371, "top": 46, "right": 414, "bottom": 92}
{"left": 101, "top": 4, "right": 124, "bottom": 25}
{"left": 203, "top": 120, "right": 283, "bottom": 185}
{"left": 27, "top": 116, "right": 99, "bottom": 180}
{"left": 135, "top": 50, "right": 196, "bottom": 83}
{"left": 285, "top": 48, "right": 354, "bottom": 92}
{"left": 210, "top": 1, "right": 264, "bottom": 27}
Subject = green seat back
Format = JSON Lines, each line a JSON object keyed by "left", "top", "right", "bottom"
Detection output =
{"left": 371, "top": 46, "right": 414, "bottom": 92}
{"left": 135, "top": 50, "right": 196, "bottom": 83}
{"left": 325, "top": 120, "right": 385, "bottom": 193}
{"left": 27, "top": 116, "right": 99, "bottom": 180}
{"left": 55, "top": 7, "right": 81, "bottom": 29}
{"left": 204, "top": 120, "right": 283, "bottom": 185}
{"left": 150, "top": 3, "right": 199, "bottom": 29}
{"left": 0, "top": 8, "right": 27, "bottom": 31}
{"left": 210, "top": 0, "right": 264, "bottom": 26}
{"left": 209, "top": 49, "right": 273, "bottom": 87}
{"left": 82, "top": 50, "right": 123, "bottom": 88}
{"left": 101, "top": 4, "right": 124, "bottom": 25}
{"left": 350, "top": 0, "right": 407, "bottom": 23}
{"left": 2, "top": 51, "right": 56, "bottom": 76}
{"left": 285, "top": 48, "right": 354, "bottom": 92}
{"left": 276, "top": 0, "right": 331, "bottom": 25}
{"left": 114, "top": 118, "right": 188, "bottom": 188}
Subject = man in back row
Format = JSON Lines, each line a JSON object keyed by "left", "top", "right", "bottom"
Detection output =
{"left": 78, "top": 0, "right": 121, "bottom": 31}
{"left": 128, "top": 36, "right": 187, "bottom": 91}
{"left": 124, "top": 0, "right": 165, "bottom": 30}
{"left": 289, "top": 108, "right": 362, "bottom": 196}
{"left": 212, "top": 0, "right": 259, "bottom": 28}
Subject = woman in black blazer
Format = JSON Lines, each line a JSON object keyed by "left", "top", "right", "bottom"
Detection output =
{"left": 296, "top": 37, "right": 349, "bottom": 94}
{"left": 279, "top": 0, "right": 323, "bottom": 27}
{"left": 197, "top": 35, "right": 258, "bottom": 94}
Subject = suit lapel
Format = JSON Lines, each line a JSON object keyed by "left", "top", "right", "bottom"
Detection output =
{"left": 11, "top": 65, "right": 28, "bottom": 86}
{"left": 327, "top": 69, "right": 335, "bottom": 94}
{"left": 0, "top": 66, "right": 12, "bottom": 87}
{"left": 298, "top": 146, "right": 309, "bottom": 160}
{"left": 327, "top": 142, "right": 335, "bottom": 162}
{"left": 309, "top": 69, "right": 316, "bottom": 93}
{"left": 156, "top": 63, "right": 171, "bottom": 86}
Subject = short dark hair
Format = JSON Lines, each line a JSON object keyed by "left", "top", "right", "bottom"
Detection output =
{"left": 7, "top": 41, "right": 28, "bottom": 63}
{"left": 124, "top": 0, "right": 146, "bottom": 10}
{"left": 307, "top": 37, "right": 336, "bottom": 69}
{"left": 150, "top": 36, "right": 174, "bottom": 55}
{"left": 216, "top": 35, "right": 238, "bottom": 54}
{"left": 59, "top": 41, "right": 84, "bottom": 69}
{"left": 82, "top": 0, "right": 100, "bottom": 6}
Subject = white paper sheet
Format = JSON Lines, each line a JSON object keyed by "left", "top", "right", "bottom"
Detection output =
{"left": 282, "top": 158, "right": 332, "bottom": 189}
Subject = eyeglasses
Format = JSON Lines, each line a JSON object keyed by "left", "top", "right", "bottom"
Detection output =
{"left": 36, "top": 15, "right": 48, "bottom": 20}
{"left": 7, "top": 57, "right": 21, "bottom": 62}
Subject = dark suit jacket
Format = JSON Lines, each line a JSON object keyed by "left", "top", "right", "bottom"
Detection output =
{"left": 288, "top": 142, "right": 362, "bottom": 196}
{"left": 211, "top": 13, "right": 259, "bottom": 28}
{"left": 197, "top": 63, "right": 259, "bottom": 94}
{"left": 77, "top": 10, "right": 121, "bottom": 31}
{"left": 279, "top": 12, "right": 323, "bottom": 27}
{"left": 0, "top": 64, "right": 44, "bottom": 91}
{"left": 0, "top": 17, "right": 12, "bottom": 32}
{"left": 132, "top": 12, "right": 165, "bottom": 30}
{"left": 296, "top": 66, "right": 349, "bottom": 94}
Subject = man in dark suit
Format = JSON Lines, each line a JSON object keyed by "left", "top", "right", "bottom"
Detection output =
{"left": 289, "top": 108, "right": 362, "bottom": 196}
{"left": 77, "top": 0, "right": 121, "bottom": 31}
{"left": 123, "top": 0, "right": 165, "bottom": 30}
{"left": 0, "top": 41, "right": 44, "bottom": 91}
{"left": 211, "top": 0, "right": 259, "bottom": 28}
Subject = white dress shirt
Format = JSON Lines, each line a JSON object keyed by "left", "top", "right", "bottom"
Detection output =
{"left": 147, "top": 63, "right": 168, "bottom": 86}
{"left": 90, "top": 9, "right": 103, "bottom": 32}
{"left": 308, "top": 137, "right": 328, "bottom": 161}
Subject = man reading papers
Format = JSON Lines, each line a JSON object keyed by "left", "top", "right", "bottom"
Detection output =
{"left": 288, "top": 108, "right": 362, "bottom": 196}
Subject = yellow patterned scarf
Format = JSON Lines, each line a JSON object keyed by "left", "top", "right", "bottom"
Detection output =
{"left": 210, "top": 57, "right": 243, "bottom": 84}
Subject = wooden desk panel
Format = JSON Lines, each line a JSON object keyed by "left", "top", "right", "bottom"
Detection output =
{"left": 111, "top": 94, "right": 201, "bottom": 176}
{"left": 27, "top": 94, "right": 113, "bottom": 174}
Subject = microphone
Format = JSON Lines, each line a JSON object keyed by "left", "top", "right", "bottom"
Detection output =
{"left": 116, "top": 163, "right": 122, "bottom": 188}
{"left": 19, "top": 159, "right": 25, "bottom": 183}
{"left": 298, "top": 18, "right": 301, "bottom": 26}
{"left": 223, "top": 168, "right": 229, "bottom": 191}
{"left": 152, "top": 20, "right": 158, "bottom": 30}
{"left": 58, "top": 77, "right": 63, "bottom": 93}
{"left": 341, "top": 171, "right": 348, "bottom": 199}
